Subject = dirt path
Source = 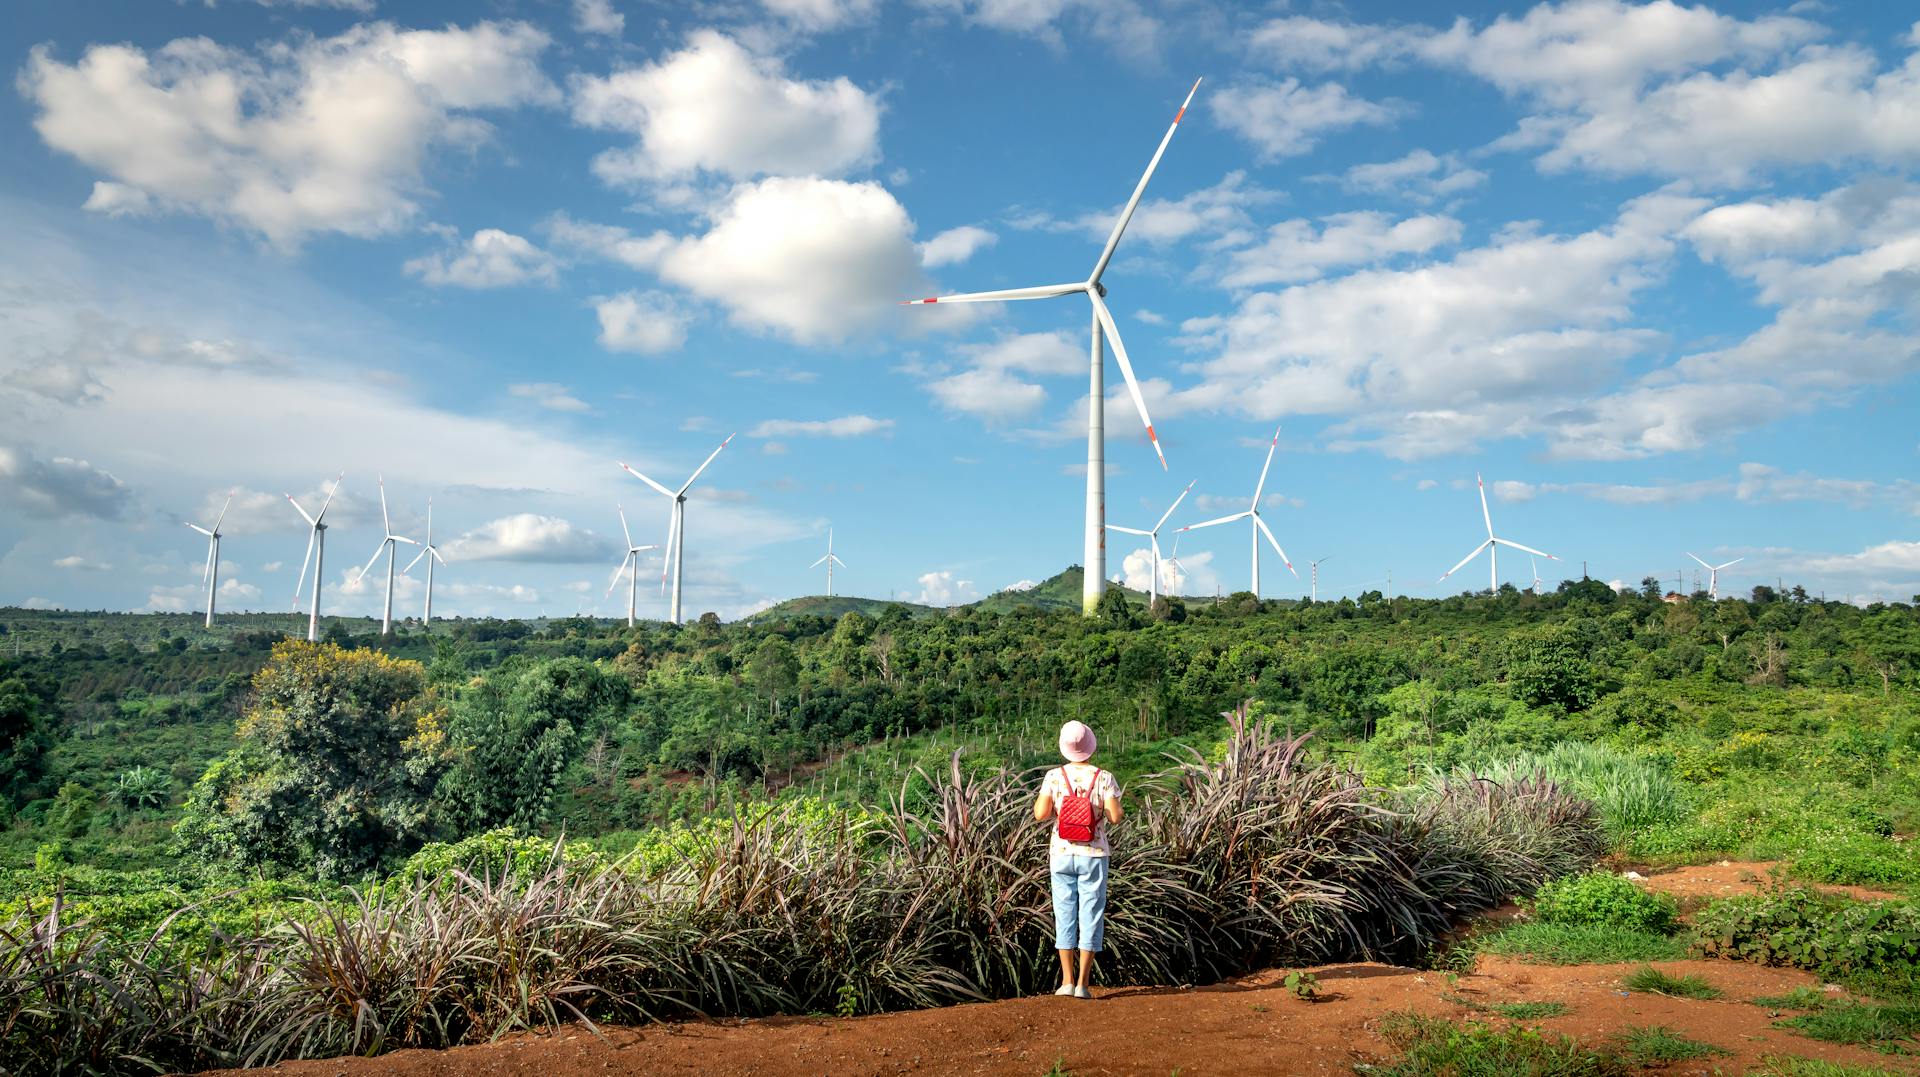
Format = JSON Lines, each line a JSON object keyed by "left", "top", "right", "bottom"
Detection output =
{"left": 205, "top": 956, "right": 1910, "bottom": 1077}
{"left": 1633, "top": 859, "right": 1903, "bottom": 904}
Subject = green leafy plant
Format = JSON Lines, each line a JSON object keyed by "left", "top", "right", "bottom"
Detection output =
{"left": 1692, "top": 887, "right": 1920, "bottom": 976}
{"left": 1282, "top": 970, "right": 1319, "bottom": 1001}
{"left": 1528, "top": 871, "right": 1677, "bottom": 934}
{"left": 835, "top": 983, "right": 860, "bottom": 1018}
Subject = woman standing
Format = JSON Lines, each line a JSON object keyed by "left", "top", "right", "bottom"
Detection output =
{"left": 1033, "top": 720, "right": 1122, "bottom": 999}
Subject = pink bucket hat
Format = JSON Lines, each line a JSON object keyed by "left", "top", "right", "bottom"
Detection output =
{"left": 1058, "top": 720, "right": 1097, "bottom": 763}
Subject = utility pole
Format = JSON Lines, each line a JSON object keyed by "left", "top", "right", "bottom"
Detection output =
{"left": 1582, "top": 560, "right": 1588, "bottom": 581}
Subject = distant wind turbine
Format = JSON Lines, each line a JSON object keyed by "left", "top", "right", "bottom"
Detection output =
{"left": 1687, "top": 552, "right": 1743, "bottom": 599}
{"left": 185, "top": 489, "right": 234, "bottom": 628}
{"left": 1107, "top": 480, "right": 1195, "bottom": 606}
{"left": 605, "top": 505, "right": 660, "bottom": 628}
{"left": 1437, "top": 474, "right": 1555, "bottom": 593}
{"left": 810, "top": 528, "right": 847, "bottom": 597}
{"left": 904, "top": 79, "right": 1203, "bottom": 616}
{"left": 402, "top": 498, "right": 447, "bottom": 624}
{"left": 1308, "top": 556, "right": 1332, "bottom": 602}
{"left": 1178, "top": 426, "right": 1296, "bottom": 596}
{"left": 287, "top": 473, "right": 343, "bottom": 643}
{"left": 1530, "top": 555, "right": 1545, "bottom": 595}
{"left": 620, "top": 434, "right": 735, "bottom": 625}
{"left": 352, "top": 478, "right": 418, "bottom": 637}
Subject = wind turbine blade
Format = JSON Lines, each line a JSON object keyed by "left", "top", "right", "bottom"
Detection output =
{"left": 903, "top": 282, "right": 1083, "bottom": 305}
{"left": 1252, "top": 426, "right": 1281, "bottom": 503}
{"left": 392, "top": 535, "right": 419, "bottom": 546}
{"left": 404, "top": 547, "right": 429, "bottom": 573}
{"left": 293, "top": 528, "right": 317, "bottom": 607}
{"left": 1253, "top": 514, "right": 1296, "bottom": 575}
{"left": 1106, "top": 525, "right": 1153, "bottom": 536}
{"left": 315, "top": 473, "right": 343, "bottom": 524}
{"left": 285, "top": 494, "right": 315, "bottom": 527}
{"left": 810, "top": 554, "right": 830, "bottom": 568}
{"left": 201, "top": 540, "right": 214, "bottom": 591}
{"left": 186, "top": 523, "right": 214, "bottom": 537}
{"left": 678, "top": 433, "right": 736, "bottom": 494}
{"left": 430, "top": 546, "right": 447, "bottom": 565}
{"left": 830, "top": 554, "right": 846, "bottom": 568}
{"left": 604, "top": 554, "right": 632, "bottom": 600}
{"left": 424, "top": 499, "right": 433, "bottom": 545}
{"left": 1716, "top": 557, "right": 1744, "bottom": 570}
{"left": 1686, "top": 551, "right": 1712, "bottom": 570}
{"left": 1180, "top": 510, "right": 1251, "bottom": 531}
{"left": 355, "top": 542, "right": 386, "bottom": 583}
{"left": 1152, "top": 479, "right": 1197, "bottom": 534}
{"left": 1495, "top": 538, "right": 1556, "bottom": 560}
{"left": 659, "top": 502, "right": 678, "bottom": 593}
{"left": 213, "top": 490, "right": 234, "bottom": 533}
{"left": 618, "top": 505, "right": 633, "bottom": 550}
{"left": 377, "top": 476, "right": 390, "bottom": 536}
{"left": 1089, "top": 292, "right": 1166, "bottom": 470}
{"left": 1477, "top": 474, "right": 1494, "bottom": 539}
{"left": 1087, "top": 77, "right": 1203, "bottom": 285}
{"left": 619, "top": 462, "right": 676, "bottom": 499}
{"left": 1439, "top": 540, "right": 1492, "bottom": 582}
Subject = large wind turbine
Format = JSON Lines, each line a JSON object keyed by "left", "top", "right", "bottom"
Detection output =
{"left": 620, "top": 434, "right": 734, "bottom": 625}
{"left": 905, "top": 78, "right": 1202, "bottom": 616}
{"left": 185, "top": 490, "right": 234, "bottom": 628}
{"left": 1437, "top": 474, "right": 1556, "bottom": 593}
{"left": 1107, "top": 480, "right": 1194, "bottom": 606}
{"left": 402, "top": 499, "right": 447, "bottom": 624}
{"left": 605, "top": 505, "right": 660, "bottom": 628}
{"left": 352, "top": 478, "right": 418, "bottom": 637}
{"left": 810, "top": 528, "right": 847, "bottom": 597}
{"left": 287, "top": 474, "right": 343, "bottom": 643}
{"left": 1687, "top": 552, "right": 1743, "bottom": 600}
{"left": 1178, "top": 426, "right": 1296, "bottom": 596}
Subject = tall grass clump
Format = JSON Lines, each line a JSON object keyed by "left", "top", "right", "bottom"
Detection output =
{"left": 1465, "top": 742, "right": 1687, "bottom": 847}
{"left": 0, "top": 704, "right": 1606, "bottom": 1075}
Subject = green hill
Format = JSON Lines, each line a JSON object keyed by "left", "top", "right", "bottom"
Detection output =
{"left": 751, "top": 566, "right": 1158, "bottom": 622}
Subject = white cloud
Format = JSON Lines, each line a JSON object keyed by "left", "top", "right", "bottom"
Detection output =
{"left": 915, "top": 569, "right": 978, "bottom": 606}
{"left": 1806, "top": 540, "right": 1920, "bottom": 576}
{"left": 508, "top": 383, "right": 590, "bottom": 413}
{"left": 18, "top": 597, "right": 58, "bottom": 610}
{"left": 918, "top": 225, "right": 997, "bottom": 268}
{"left": 925, "top": 330, "right": 1085, "bottom": 419}
{"left": 749, "top": 415, "right": 893, "bottom": 438}
{"left": 571, "top": 31, "right": 879, "bottom": 185}
{"left": 1209, "top": 79, "right": 1397, "bottom": 158}
{"left": 574, "top": 0, "right": 624, "bottom": 36}
{"left": 22, "top": 22, "right": 557, "bottom": 247}
{"left": 912, "top": 0, "right": 1162, "bottom": 60}
{"left": 929, "top": 367, "right": 1047, "bottom": 419}
{"left": 1249, "top": 16, "right": 1428, "bottom": 71}
{"left": 405, "top": 229, "right": 558, "bottom": 288}
{"left": 760, "top": 0, "right": 878, "bottom": 31}
{"left": 1222, "top": 211, "right": 1462, "bottom": 288}
{"left": 443, "top": 514, "right": 612, "bottom": 563}
{"left": 53, "top": 555, "right": 112, "bottom": 571}
{"left": 81, "top": 181, "right": 152, "bottom": 217}
{"left": 594, "top": 291, "right": 689, "bottom": 354}
{"left": 999, "top": 578, "right": 1038, "bottom": 592}
{"left": 1342, "top": 149, "right": 1488, "bottom": 203}
{"left": 0, "top": 445, "right": 132, "bottom": 519}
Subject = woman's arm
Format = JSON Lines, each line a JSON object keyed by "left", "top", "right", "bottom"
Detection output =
{"left": 1102, "top": 775, "right": 1122, "bottom": 824}
{"left": 1033, "top": 773, "right": 1055, "bottom": 822}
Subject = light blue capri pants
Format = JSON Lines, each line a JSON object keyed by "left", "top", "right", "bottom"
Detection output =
{"left": 1049, "top": 853, "right": 1109, "bottom": 952}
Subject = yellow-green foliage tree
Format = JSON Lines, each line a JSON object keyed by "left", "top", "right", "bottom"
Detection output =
{"left": 176, "top": 641, "right": 447, "bottom": 878}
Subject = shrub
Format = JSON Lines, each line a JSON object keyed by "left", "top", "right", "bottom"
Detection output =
{"left": 1691, "top": 887, "right": 1920, "bottom": 976}
{"left": 1529, "top": 872, "right": 1677, "bottom": 934}
{"left": 1455, "top": 922, "right": 1687, "bottom": 966}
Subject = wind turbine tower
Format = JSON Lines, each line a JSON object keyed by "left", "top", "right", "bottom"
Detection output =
{"left": 353, "top": 478, "right": 419, "bottom": 637}
{"left": 1178, "top": 426, "right": 1296, "bottom": 596}
{"left": 186, "top": 490, "right": 234, "bottom": 628}
{"left": 1437, "top": 474, "right": 1556, "bottom": 593}
{"left": 287, "top": 474, "right": 343, "bottom": 643}
{"left": 1106, "top": 480, "right": 1195, "bottom": 606}
{"left": 402, "top": 499, "right": 447, "bottom": 623}
{"left": 620, "top": 434, "right": 734, "bottom": 625}
{"left": 810, "top": 528, "right": 847, "bottom": 597}
{"left": 904, "top": 79, "right": 1203, "bottom": 616}
{"left": 1309, "top": 556, "right": 1332, "bottom": 602}
{"left": 1687, "top": 552, "right": 1743, "bottom": 600}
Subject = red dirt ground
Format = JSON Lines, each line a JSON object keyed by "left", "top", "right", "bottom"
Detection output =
{"left": 1632, "top": 859, "right": 1902, "bottom": 904}
{"left": 204, "top": 956, "right": 1912, "bottom": 1077}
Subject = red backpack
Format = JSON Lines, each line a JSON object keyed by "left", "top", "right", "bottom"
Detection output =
{"left": 1055, "top": 767, "right": 1102, "bottom": 844}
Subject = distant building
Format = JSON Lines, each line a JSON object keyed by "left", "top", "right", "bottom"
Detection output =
{"left": 1662, "top": 592, "right": 1686, "bottom": 604}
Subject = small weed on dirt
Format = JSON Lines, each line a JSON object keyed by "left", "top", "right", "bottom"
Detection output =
{"left": 1284, "top": 971, "right": 1320, "bottom": 1001}
{"left": 1043, "top": 1057, "right": 1073, "bottom": 1077}
{"left": 1474, "top": 923, "right": 1687, "bottom": 965}
{"left": 1609, "top": 1025, "right": 1730, "bottom": 1065}
{"left": 1442, "top": 993, "right": 1570, "bottom": 1020}
{"left": 1365, "top": 1012, "right": 1624, "bottom": 1076}
{"left": 1753, "top": 1058, "right": 1904, "bottom": 1077}
{"left": 1754, "top": 987, "right": 1830, "bottom": 1011}
{"left": 1623, "top": 965, "right": 1723, "bottom": 1000}
{"left": 1776, "top": 999, "right": 1920, "bottom": 1049}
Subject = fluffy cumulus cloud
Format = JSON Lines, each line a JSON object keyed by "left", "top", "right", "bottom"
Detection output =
{"left": 927, "top": 330, "right": 1084, "bottom": 419}
{"left": 0, "top": 445, "right": 132, "bottom": 519}
{"left": 917, "top": 225, "right": 997, "bottom": 268}
{"left": 748, "top": 415, "right": 893, "bottom": 438}
{"left": 760, "top": 0, "right": 879, "bottom": 31}
{"left": 443, "top": 514, "right": 612, "bottom": 563}
{"left": 508, "top": 383, "right": 590, "bottom": 413}
{"left": 912, "top": 0, "right": 1161, "bottom": 61}
{"left": 571, "top": 31, "right": 879, "bottom": 185}
{"left": 53, "top": 555, "right": 112, "bottom": 571}
{"left": 594, "top": 290, "right": 690, "bottom": 354}
{"left": 914, "top": 569, "right": 978, "bottom": 606}
{"left": 21, "top": 21, "right": 557, "bottom": 246}
{"left": 1341, "top": 150, "right": 1487, "bottom": 203}
{"left": 1222, "top": 212, "right": 1462, "bottom": 288}
{"left": 1209, "top": 79, "right": 1397, "bottom": 159}
{"left": 573, "top": 0, "right": 623, "bottom": 36}
{"left": 405, "top": 229, "right": 559, "bottom": 288}
{"left": 1026, "top": 171, "right": 1281, "bottom": 251}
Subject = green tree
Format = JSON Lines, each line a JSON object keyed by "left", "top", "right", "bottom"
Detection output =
{"left": 0, "top": 676, "right": 54, "bottom": 809}
{"left": 434, "top": 657, "right": 620, "bottom": 834}
{"left": 175, "top": 641, "right": 447, "bottom": 878}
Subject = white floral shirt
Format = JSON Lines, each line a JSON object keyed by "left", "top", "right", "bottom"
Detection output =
{"left": 1043, "top": 764, "right": 1121, "bottom": 858}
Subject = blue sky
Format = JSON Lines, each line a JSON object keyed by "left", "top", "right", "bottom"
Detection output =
{"left": 3, "top": 0, "right": 1918, "bottom": 619}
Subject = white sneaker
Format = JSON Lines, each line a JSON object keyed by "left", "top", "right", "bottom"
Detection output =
{"left": 1073, "top": 986, "right": 1092, "bottom": 1000}
{"left": 1054, "top": 984, "right": 1076, "bottom": 996}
